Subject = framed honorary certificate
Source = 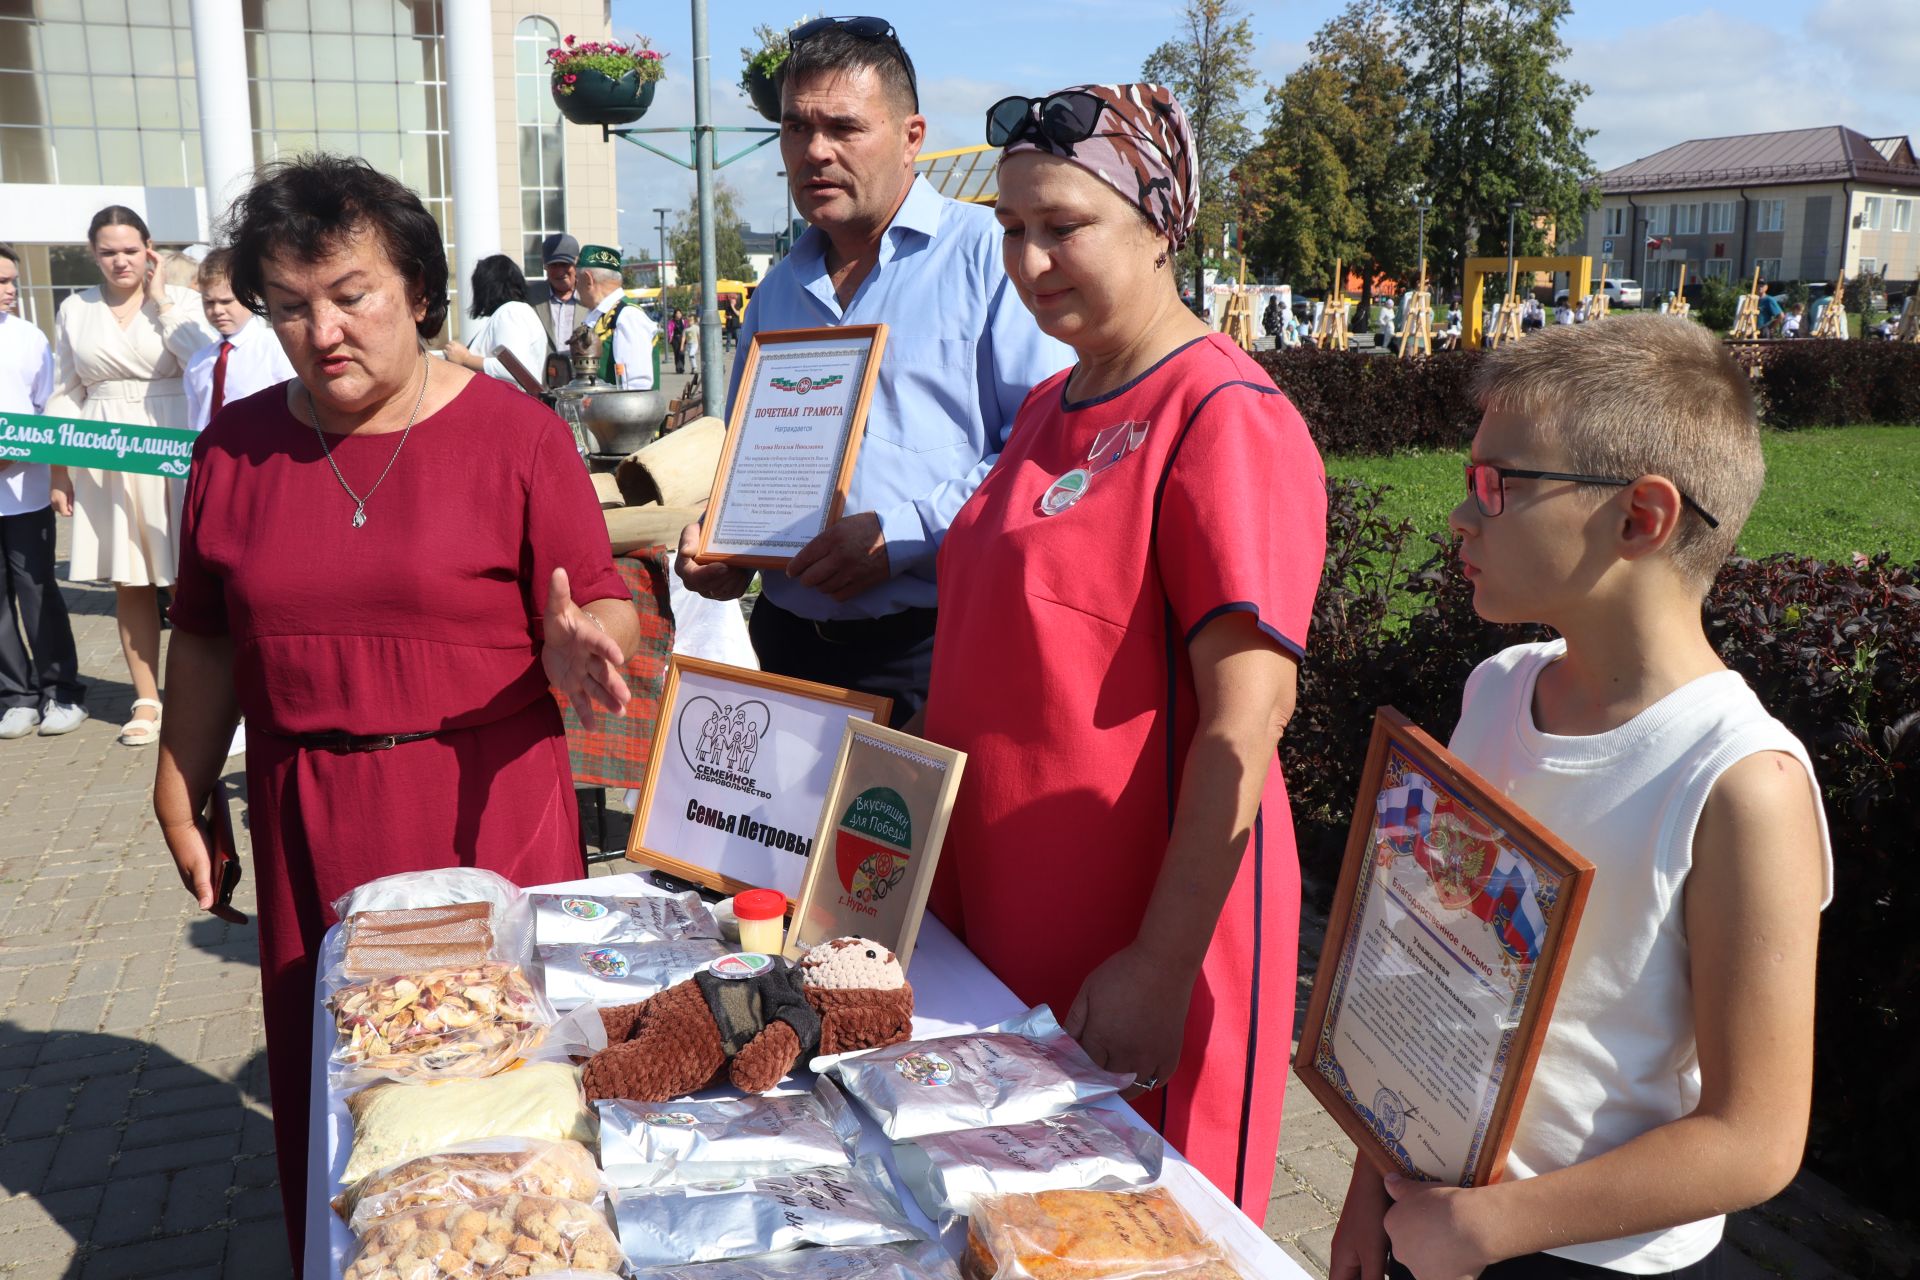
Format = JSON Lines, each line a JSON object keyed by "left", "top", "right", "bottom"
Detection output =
{"left": 627, "top": 657, "right": 892, "bottom": 898}
{"left": 1294, "top": 708, "right": 1594, "bottom": 1187}
{"left": 693, "top": 324, "right": 888, "bottom": 568}
{"left": 784, "top": 721, "right": 965, "bottom": 972}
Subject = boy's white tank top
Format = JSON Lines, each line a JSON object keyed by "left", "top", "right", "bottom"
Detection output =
{"left": 1449, "top": 640, "right": 1832, "bottom": 1274}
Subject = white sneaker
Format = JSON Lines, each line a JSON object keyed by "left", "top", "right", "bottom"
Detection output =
{"left": 38, "top": 702, "right": 89, "bottom": 735}
{"left": 0, "top": 707, "right": 39, "bottom": 738}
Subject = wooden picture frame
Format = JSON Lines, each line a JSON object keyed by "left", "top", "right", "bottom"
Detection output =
{"left": 626, "top": 657, "right": 892, "bottom": 898}
{"left": 692, "top": 324, "right": 888, "bottom": 568}
{"left": 783, "top": 721, "right": 966, "bottom": 972}
{"left": 1293, "top": 708, "right": 1594, "bottom": 1187}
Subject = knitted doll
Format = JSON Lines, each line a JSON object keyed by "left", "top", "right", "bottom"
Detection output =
{"left": 582, "top": 937, "right": 915, "bottom": 1102}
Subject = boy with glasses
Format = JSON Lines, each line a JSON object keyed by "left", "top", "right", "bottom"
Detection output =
{"left": 1333, "top": 315, "right": 1830, "bottom": 1280}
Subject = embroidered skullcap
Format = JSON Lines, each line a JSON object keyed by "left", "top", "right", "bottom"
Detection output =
{"left": 999, "top": 83, "right": 1198, "bottom": 249}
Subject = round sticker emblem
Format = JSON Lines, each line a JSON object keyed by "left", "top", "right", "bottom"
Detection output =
{"left": 708, "top": 953, "right": 775, "bottom": 980}
{"left": 894, "top": 1051, "right": 954, "bottom": 1087}
{"left": 1038, "top": 468, "right": 1090, "bottom": 516}
{"left": 641, "top": 1111, "right": 700, "bottom": 1127}
{"left": 560, "top": 897, "right": 607, "bottom": 920}
{"left": 581, "top": 947, "right": 629, "bottom": 978}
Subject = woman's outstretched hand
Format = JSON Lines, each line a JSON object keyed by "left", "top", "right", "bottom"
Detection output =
{"left": 541, "top": 566, "right": 630, "bottom": 730}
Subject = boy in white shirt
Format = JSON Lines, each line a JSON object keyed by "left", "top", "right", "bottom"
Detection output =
{"left": 183, "top": 248, "right": 295, "bottom": 430}
{"left": 0, "top": 243, "right": 87, "bottom": 738}
{"left": 1332, "top": 315, "right": 1830, "bottom": 1280}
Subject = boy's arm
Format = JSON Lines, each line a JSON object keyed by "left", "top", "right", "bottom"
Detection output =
{"left": 1383, "top": 750, "right": 1824, "bottom": 1277}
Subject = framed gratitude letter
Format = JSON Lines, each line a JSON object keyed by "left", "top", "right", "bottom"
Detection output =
{"left": 693, "top": 324, "right": 887, "bottom": 567}
{"left": 1294, "top": 709, "right": 1595, "bottom": 1187}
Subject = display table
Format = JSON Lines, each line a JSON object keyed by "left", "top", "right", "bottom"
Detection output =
{"left": 306, "top": 871, "right": 1308, "bottom": 1279}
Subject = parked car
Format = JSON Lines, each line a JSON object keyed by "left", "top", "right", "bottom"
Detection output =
{"left": 1554, "top": 277, "right": 1643, "bottom": 308}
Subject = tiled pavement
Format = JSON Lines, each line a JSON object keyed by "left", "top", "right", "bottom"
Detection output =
{"left": 2, "top": 529, "right": 1912, "bottom": 1278}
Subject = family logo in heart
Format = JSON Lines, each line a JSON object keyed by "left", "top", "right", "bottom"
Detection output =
{"left": 678, "top": 695, "right": 774, "bottom": 797}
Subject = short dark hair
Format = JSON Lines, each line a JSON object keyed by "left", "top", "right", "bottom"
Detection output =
{"left": 0, "top": 242, "right": 18, "bottom": 268}
{"left": 782, "top": 25, "right": 918, "bottom": 115}
{"left": 220, "top": 153, "right": 450, "bottom": 340}
{"left": 88, "top": 204, "right": 150, "bottom": 245}
{"left": 468, "top": 253, "right": 528, "bottom": 319}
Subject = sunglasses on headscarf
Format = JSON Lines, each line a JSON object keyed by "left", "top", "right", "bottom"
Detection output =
{"left": 788, "top": 15, "right": 919, "bottom": 108}
{"left": 985, "top": 91, "right": 1109, "bottom": 149}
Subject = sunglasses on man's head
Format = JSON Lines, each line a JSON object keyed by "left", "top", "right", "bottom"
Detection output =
{"left": 986, "top": 91, "right": 1108, "bottom": 149}
{"left": 1463, "top": 462, "right": 1720, "bottom": 528}
{"left": 788, "top": 15, "right": 919, "bottom": 108}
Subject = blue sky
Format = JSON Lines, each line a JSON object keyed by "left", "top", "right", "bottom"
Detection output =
{"left": 608, "top": 0, "right": 1919, "bottom": 251}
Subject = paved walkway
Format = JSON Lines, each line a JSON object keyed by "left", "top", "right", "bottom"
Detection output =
{"left": 2, "top": 527, "right": 1909, "bottom": 1278}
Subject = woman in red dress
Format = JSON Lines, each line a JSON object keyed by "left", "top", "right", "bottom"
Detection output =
{"left": 924, "top": 84, "right": 1326, "bottom": 1217}
{"left": 150, "top": 156, "right": 640, "bottom": 1258}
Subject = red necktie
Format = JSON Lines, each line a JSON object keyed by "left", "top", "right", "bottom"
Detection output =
{"left": 209, "top": 339, "right": 232, "bottom": 419}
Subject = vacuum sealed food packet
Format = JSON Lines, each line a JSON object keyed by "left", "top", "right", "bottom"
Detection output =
{"left": 612, "top": 1153, "right": 923, "bottom": 1269}
{"left": 340, "top": 1193, "right": 624, "bottom": 1280}
{"left": 342, "top": 1062, "right": 594, "bottom": 1185}
{"left": 331, "top": 869, "right": 534, "bottom": 988}
{"left": 532, "top": 891, "right": 722, "bottom": 946}
{"left": 329, "top": 961, "right": 552, "bottom": 1084}
{"left": 814, "top": 1006, "right": 1133, "bottom": 1140}
{"left": 635, "top": 1240, "right": 960, "bottom": 1279}
{"left": 539, "top": 939, "right": 731, "bottom": 1011}
{"left": 596, "top": 1076, "right": 861, "bottom": 1188}
{"left": 332, "top": 1137, "right": 604, "bottom": 1234}
{"left": 893, "top": 1109, "right": 1163, "bottom": 1229}
{"left": 961, "top": 1187, "right": 1243, "bottom": 1280}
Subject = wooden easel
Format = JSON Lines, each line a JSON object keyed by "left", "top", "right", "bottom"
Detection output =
{"left": 1666, "top": 263, "right": 1691, "bottom": 320}
{"left": 1220, "top": 257, "right": 1256, "bottom": 352}
{"left": 1311, "top": 258, "right": 1350, "bottom": 350}
{"left": 1583, "top": 261, "right": 1610, "bottom": 321}
{"left": 1484, "top": 262, "right": 1525, "bottom": 349}
{"left": 1811, "top": 276, "right": 1849, "bottom": 339}
{"left": 1895, "top": 294, "right": 1919, "bottom": 344}
{"left": 1398, "top": 259, "right": 1434, "bottom": 358}
{"left": 1728, "top": 265, "right": 1762, "bottom": 339}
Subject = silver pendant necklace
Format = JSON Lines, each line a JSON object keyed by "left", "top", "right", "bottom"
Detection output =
{"left": 306, "top": 358, "right": 429, "bottom": 529}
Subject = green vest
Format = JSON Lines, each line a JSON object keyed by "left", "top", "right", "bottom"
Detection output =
{"left": 594, "top": 297, "right": 632, "bottom": 384}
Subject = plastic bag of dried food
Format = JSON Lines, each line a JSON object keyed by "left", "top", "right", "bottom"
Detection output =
{"left": 597, "top": 1076, "right": 861, "bottom": 1188}
{"left": 961, "top": 1188, "right": 1243, "bottom": 1280}
{"left": 329, "top": 961, "right": 553, "bottom": 1085}
{"left": 539, "top": 939, "right": 731, "bottom": 1011}
{"left": 894, "top": 1109, "right": 1163, "bottom": 1229}
{"left": 814, "top": 1006, "right": 1133, "bottom": 1141}
{"left": 635, "top": 1240, "right": 960, "bottom": 1278}
{"left": 612, "top": 1154, "right": 923, "bottom": 1269}
{"left": 342, "top": 1062, "right": 594, "bottom": 1185}
{"left": 332, "top": 1137, "right": 604, "bottom": 1234}
{"left": 532, "top": 890, "right": 722, "bottom": 946}
{"left": 331, "top": 869, "right": 535, "bottom": 986}
{"left": 340, "top": 1193, "right": 624, "bottom": 1280}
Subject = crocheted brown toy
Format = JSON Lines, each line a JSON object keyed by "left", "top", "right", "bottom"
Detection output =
{"left": 582, "top": 937, "right": 915, "bottom": 1103}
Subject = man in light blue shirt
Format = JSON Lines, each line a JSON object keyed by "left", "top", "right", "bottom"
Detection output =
{"left": 677, "top": 18, "right": 1069, "bottom": 723}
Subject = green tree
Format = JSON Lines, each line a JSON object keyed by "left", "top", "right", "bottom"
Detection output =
{"left": 667, "top": 179, "right": 755, "bottom": 285}
{"left": 1143, "top": 0, "right": 1259, "bottom": 303}
{"left": 1394, "top": 0, "right": 1596, "bottom": 295}
{"left": 1239, "top": 0, "right": 1429, "bottom": 316}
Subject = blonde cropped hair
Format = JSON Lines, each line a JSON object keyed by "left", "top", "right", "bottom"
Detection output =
{"left": 1470, "top": 314, "right": 1763, "bottom": 590}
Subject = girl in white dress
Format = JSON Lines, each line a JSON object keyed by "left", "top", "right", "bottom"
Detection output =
{"left": 445, "top": 253, "right": 550, "bottom": 391}
{"left": 46, "top": 206, "right": 210, "bottom": 745}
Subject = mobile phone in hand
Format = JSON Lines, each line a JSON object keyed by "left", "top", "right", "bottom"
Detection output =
{"left": 202, "top": 785, "right": 248, "bottom": 923}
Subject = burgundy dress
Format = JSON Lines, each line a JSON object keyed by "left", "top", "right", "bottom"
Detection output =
{"left": 169, "top": 372, "right": 626, "bottom": 1256}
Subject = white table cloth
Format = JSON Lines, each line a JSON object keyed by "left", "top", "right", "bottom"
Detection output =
{"left": 306, "top": 871, "right": 1308, "bottom": 1279}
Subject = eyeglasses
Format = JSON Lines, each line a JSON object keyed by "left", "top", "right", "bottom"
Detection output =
{"left": 985, "top": 90, "right": 1108, "bottom": 149}
{"left": 787, "top": 15, "right": 918, "bottom": 109}
{"left": 1464, "top": 462, "right": 1720, "bottom": 529}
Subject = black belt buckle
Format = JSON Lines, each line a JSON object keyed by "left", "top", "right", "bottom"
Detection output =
{"left": 351, "top": 735, "right": 400, "bottom": 753}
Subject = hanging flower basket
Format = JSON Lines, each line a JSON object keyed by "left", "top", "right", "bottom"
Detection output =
{"left": 742, "top": 64, "right": 782, "bottom": 123}
{"left": 549, "top": 34, "right": 665, "bottom": 126}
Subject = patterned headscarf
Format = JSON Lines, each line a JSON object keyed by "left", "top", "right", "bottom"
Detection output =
{"left": 998, "top": 83, "right": 1198, "bottom": 249}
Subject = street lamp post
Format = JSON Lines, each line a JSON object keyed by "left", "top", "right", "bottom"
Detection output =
{"left": 1414, "top": 197, "right": 1431, "bottom": 272}
{"left": 776, "top": 171, "right": 793, "bottom": 260}
{"left": 1506, "top": 198, "right": 1524, "bottom": 290}
{"left": 653, "top": 207, "right": 671, "bottom": 288}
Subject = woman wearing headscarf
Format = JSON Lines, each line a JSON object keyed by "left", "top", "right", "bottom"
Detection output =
{"left": 153, "top": 155, "right": 639, "bottom": 1257}
{"left": 923, "top": 83, "right": 1326, "bottom": 1218}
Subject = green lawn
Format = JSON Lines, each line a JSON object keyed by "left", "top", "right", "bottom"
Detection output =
{"left": 1326, "top": 426, "right": 1920, "bottom": 562}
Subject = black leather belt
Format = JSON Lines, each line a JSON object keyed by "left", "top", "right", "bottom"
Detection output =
{"left": 804, "top": 606, "right": 939, "bottom": 648}
{"left": 287, "top": 729, "right": 443, "bottom": 753}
